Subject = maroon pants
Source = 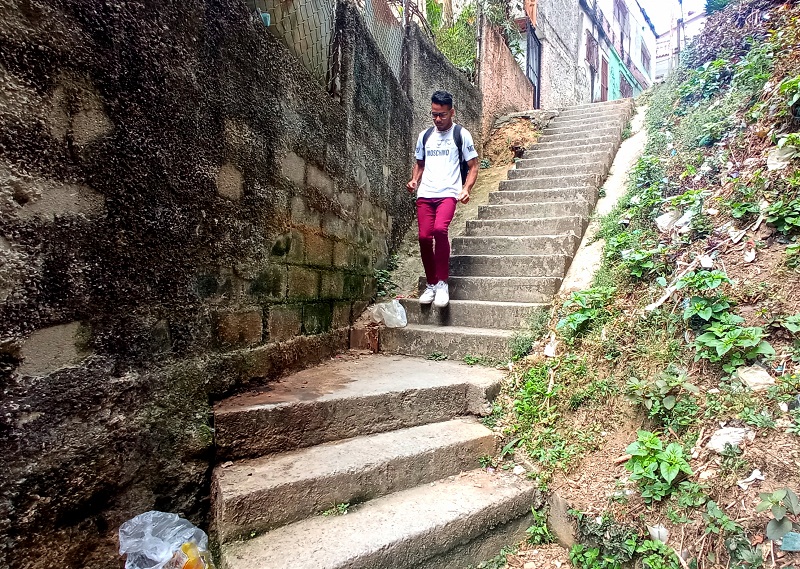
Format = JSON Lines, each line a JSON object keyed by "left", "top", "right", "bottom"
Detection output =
{"left": 417, "top": 197, "right": 457, "bottom": 284}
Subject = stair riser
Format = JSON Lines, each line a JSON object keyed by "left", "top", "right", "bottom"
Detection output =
{"left": 450, "top": 254, "right": 569, "bottom": 277}
{"left": 489, "top": 187, "right": 596, "bottom": 204}
{"left": 478, "top": 202, "right": 592, "bottom": 221}
{"left": 381, "top": 327, "right": 511, "bottom": 359}
{"left": 544, "top": 122, "right": 623, "bottom": 136}
{"left": 509, "top": 162, "right": 607, "bottom": 179}
{"left": 559, "top": 99, "right": 633, "bottom": 113}
{"left": 531, "top": 136, "right": 619, "bottom": 150}
{"left": 215, "top": 386, "right": 479, "bottom": 461}
{"left": 452, "top": 236, "right": 578, "bottom": 256}
{"left": 441, "top": 277, "right": 560, "bottom": 302}
{"left": 523, "top": 143, "right": 616, "bottom": 160}
{"left": 212, "top": 432, "right": 497, "bottom": 542}
{"left": 539, "top": 128, "right": 622, "bottom": 144}
{"left": 516, "top": 152, "right": 612, "bottom": 170}
{"left": 549, "top": 112, "right": 629, "bottom": 128}
{"left": 416, "top": 513, "right": 535, "bottom": 569}
{"left": 503, "top": 172, "right": 602, "bottom": 187}
{"left": 466, "top": 217, "right": 587, "bottom": 237}
{"left": 400, "top": 300, "right": 544, "bottom": 329}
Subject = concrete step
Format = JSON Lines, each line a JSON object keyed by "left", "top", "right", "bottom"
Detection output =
{"left": 522, "top": 142, "right": 616, "bottom": 160}
{"left": 528, "top": 135, "right": 619, "bottom": 151}
{"left": 218, "top": 469, "right": 541, "bottom": 569}
{"left": 544, "top": 121, "right": 622, "bottom": 136}
{"left": 450, "top": 253, "right": 569, "bottom": 277}
{"left": 538, "top": 126, "right": 622, "bottom": 144}
{"left": 214, "top": 355, "right": 503, "bottom": 461}
{"left": 452, "top": 234, "right": 579, "bottom": 256}
{"left": 478, "top": 201, "right": 592, "bottom": 221}
{"left": 212, "top": 418, "right": 496, "bottom": 542}
{"left": 552, "top": 106, "right": 632, "bottom": 122}
{"left": 382, "top": 323, "right": 514, "bottom": 359}
{"left": 489, "top": 186, "right": 596, "bottom": 204}
{"left": 400, "top": 299, "right": 546, "bottom": 329}
{"left": 426, "top": 276, "right": 561, "bottom": 303}
{"left": 466, "top": 216, "right": 587, "bottom": 237}
{"left": 548, "top": 113, "right": 628, "bottom": 129}
{"left": 503, "top": 172, "right": 601, "bottom": 187}
{"left": 509, "top": 161, "right": 608, "bottom": 179}
{"left": 516, "top": 150, "right": 612, "bottom": 170}
{"left": 560, "top": 98, "right": 633, "bottom": 113}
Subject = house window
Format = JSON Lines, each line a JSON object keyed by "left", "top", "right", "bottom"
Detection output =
{"left": 585, "top": 30, "right": 599, "bottom": 73}
{"left": 620, "top": 75, "right": 633, "bottom": 98}
{"left": 613, "top": 0, "right": 630, "bottom": 57}
{"left": 641, "top": 43, "right": 651, "bottom": 75}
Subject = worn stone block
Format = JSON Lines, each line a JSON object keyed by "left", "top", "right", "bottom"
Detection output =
{"left": 333, "top": 241, "right": 352, "bottom": 268}
{"left": 281, "top": 151, "right": 306, "bottom": 185}
{"left": 18, "top": 321, "right": 91, "bottom": 376}
{"left": 270, "top": 231, "right": 303, "bottom": 263}
{"left": 321, "top": 271, "right": 345, "bottom": 299}
{"left": 337, "top": 191, "right": 357, "bottom": 212}
{"left": 249, "top": 266, "right": 287, "bottom": 300}
{"left": 216, "top": 309, "right": 263, "bottom": 347}
{"left": 351, "top": 300, "right": 369, "bottom": 322}
{"left": 216, "top": 162, "right": 243, "bottom": 201}
{"left": 302, "top": 302, "right": 333, "bottom": 335}
{"left": 307, "top": 164, "right": 334, "bottom": 195}
{"left": 304, "top": 232, "right": 333, "bottom": 267}
{"left": 268, "top": 305, "right": 302, "bottom": 343}
{"left": 290, "top": 195, "right": 320, "bottom": 227}
{"left": 287, "top": 267, "right": 319, "bottom": 299}
{"left": 323, "top": 213, "right": 353, "bottom": 240}
{"left": 332, "top": 301, "right": 351, "bottom": 328}
{"left": 343, "top": 273, "right": 367, "bottom": 299}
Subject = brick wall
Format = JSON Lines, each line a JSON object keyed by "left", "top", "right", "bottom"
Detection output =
{"left": 479, "top": 23, "right": 537, "bottom": 145}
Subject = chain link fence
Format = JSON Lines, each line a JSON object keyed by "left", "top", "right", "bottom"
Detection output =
{"left": 247, "top": 0, "right": 404, "bottom": 88}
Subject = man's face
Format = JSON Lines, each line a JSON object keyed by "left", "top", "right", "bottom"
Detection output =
{"left": 431, "top": 103, "right": 454, "bottom": 131}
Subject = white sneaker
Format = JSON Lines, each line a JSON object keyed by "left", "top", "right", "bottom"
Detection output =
{"left": 419, "top": 283, "right": 436, "bottom": 305}
{"left": 433, "top": 281, "right": 449, "bottom": 308}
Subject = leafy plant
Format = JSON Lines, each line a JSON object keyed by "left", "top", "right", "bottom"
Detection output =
{"left": 556, "top": 287, "right": 616, "bottom": 336}
{"left": 526, "top": 507, "right": 555, "bottom": 544}
{"left": 625, "top": 431, "right": 693, "bottom": 502}
{"left": 322, "top": 502, "right": 350, "bottom": 516}
{"left": 778, "top": 75, "right": 800, "bottom": 113}
{"left": 569, "top": 545, "right": 621, "bottom": 569}
{"left": 683, "top": 295, "right": 733, "bottom": 325}
{"left": 677, "top": 270, "right": 732, "bottom": 292}
{"left": 621, "top": 245, "right": 671, "bottom": 280}
{"left": 693, "top": 312, "right": 775, "bottom": 373}
{"left": 786, "top": 242, "right": 800, "bottom": 269}
{"left": 767, "top": 197, "right": 800, "bottom": 235}
{"left": 426, "top": 351, "right": 448, "bottom": 361}
{"left": 636, "top": 540, "right": 681, "bottom": 569}
{"left": 626, "top": 366, "right": 700, "bottom": 432}
{"left": 571, "top": 511, "right": 639, "bottom": 563}
{"left": 757, "top": 488, "right": 800, "bottom": 541}
{"left": 703, "top": 500, "right": 741, "bottom": 535}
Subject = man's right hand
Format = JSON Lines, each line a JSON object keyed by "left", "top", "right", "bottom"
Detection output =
{"left": 406, "top": 180, "right": 418, "bottom": 193}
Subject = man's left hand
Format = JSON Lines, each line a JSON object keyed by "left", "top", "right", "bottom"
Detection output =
{"left": 458, "top": 188, "right": 471, "bottom": 204}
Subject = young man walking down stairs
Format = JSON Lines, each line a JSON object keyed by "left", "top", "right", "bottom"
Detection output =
{"left": 406, "top": 90, "right": 479, "bottom": 308}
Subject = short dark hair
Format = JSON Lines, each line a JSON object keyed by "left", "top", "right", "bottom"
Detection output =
{"left": 431, "top": 90, "right": 453, "bottom": 108}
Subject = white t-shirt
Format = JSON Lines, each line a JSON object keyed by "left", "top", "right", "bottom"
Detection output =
{"left": 414, "top": 125, "right": 479, "bottom": 199}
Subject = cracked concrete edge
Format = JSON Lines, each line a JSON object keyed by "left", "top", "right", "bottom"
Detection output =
{"left": 560, "top": 104, "right": 649, "bottom": 294}
{"left": 466, "top": 375, "right": 503, "bottom": 416}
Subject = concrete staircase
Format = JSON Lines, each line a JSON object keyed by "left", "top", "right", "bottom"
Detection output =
{"left": 211, "top": 354, "right": 543, "bottom": 569}
{"left": 382, "top": 99, "right": 634, "bottom": 360}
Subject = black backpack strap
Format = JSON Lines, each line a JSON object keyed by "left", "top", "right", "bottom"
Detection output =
{"left": 422, "top": 126, "right": 435, "bottom": 155}
{"left": 453, "top": 124, "right": 464, "bottom": 164}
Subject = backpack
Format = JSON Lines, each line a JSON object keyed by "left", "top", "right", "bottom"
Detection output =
{"left": 422, "top": 124, "right": 470, "bottom": 184}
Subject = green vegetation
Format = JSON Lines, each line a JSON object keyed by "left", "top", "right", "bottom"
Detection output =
{"left": 321, "top": 503, "right": 350, "bottom": 516}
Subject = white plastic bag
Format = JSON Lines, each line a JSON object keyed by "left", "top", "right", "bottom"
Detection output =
{"left": 119, "top": 511, "right": 215, "bottom": 569}
{"left": 368, "top": 300, "right": 407, "bottom": 328}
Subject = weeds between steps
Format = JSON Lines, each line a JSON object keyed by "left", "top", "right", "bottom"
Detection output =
{"left": 483, "top": 3, "right": 800, "bottom": 568}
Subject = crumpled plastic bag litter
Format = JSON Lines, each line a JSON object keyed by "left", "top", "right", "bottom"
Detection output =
{"left": 119, "top": 511, "right": 215, "bottom": 569}
{"left": 368, "top": 300, "right": 407, "bottom": 328}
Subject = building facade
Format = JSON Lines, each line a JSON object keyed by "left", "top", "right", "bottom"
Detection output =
{"left": 520, "top": 0, "right": 656, "bottom": 108}
{"left": 655, "top": 10, "right": 707, "bottom": 81}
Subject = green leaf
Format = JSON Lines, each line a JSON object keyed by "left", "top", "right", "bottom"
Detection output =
{"left": 772, "top": 505, "right": 787, "bottom": 520}
{"left": 767, "top": 517, "right": 793, "bottom": 541}
{"left": 663, "top": 395, "right": 677, "bottom": 410}
{"left": 785, "top": 489, "right": 800, "bottom": 515}
{"left": 775, "top": 489, "right": 788, "bottom": 501}
{"left": 661, "top": 462, "right": 680, "bottom": 485}
{"left": 756, "top": 501, "right": 773, "bottom": 513}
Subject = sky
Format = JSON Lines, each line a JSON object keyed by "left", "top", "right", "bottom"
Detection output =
{"left": 638, "top": 0, "right": 707, "bottom": 35}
